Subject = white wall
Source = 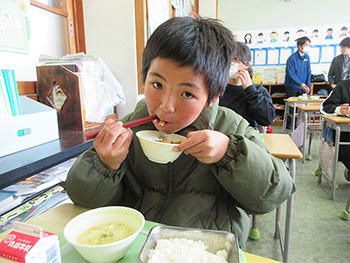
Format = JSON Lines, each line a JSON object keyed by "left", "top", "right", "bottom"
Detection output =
{"left": 219, "top": 0, "right": 350, "bottom": 31}
{"left": 83, "top": 0, "right": 138, "bottom": 119}
{"left": 199, "top": 0, "right": 217, "bottom": 19}
{"left": 0, "top": 5, "right": 68, "bottom": 81}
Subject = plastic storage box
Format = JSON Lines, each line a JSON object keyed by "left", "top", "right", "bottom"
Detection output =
{"left": 0, "top": 96, "right": 59, "bottom": 157}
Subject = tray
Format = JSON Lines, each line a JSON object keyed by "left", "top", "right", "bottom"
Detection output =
{"left": 59, "top": 221, "right": 245, "bottom": 263}
{"left": 139, "top": 225, "right": 240, "bottom": 263}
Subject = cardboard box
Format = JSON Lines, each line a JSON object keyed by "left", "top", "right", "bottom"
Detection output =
{"left": 0, "top": 96, "right": 59, "bottom": 157}
{"left": 0, "top": 222, "right": 61, "bottom": 263}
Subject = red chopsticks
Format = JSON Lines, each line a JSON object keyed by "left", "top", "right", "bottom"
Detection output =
{"left": 85, "top": 115, "right": 158, "bottom": 140}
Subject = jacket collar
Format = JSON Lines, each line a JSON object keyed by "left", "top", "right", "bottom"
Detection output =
{"left": 131, "top": 98, "right": 218, "bottom": 136}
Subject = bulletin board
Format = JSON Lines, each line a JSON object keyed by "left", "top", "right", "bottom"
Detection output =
{"left": 251, "top": 44, "right": 338, "bottom": 66}
{"left": 0, "top": 0, "right": 29, "bottom": 54}
{"left": 250, "top": 49, "right": 255, "bottom": 65}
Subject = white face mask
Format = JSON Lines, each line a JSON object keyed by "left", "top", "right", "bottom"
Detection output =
{"left": 302, "top": 46, "right": 310, "bottom": 53}
{"left": 229, "top": 62, "right": 240, "bottom": 79}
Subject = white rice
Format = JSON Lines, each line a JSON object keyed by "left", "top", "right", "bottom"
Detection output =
{"left": 147, "top": 237, "right": 228, "bottom": 263}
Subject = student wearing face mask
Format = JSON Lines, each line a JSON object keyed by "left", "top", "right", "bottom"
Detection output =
{"left": 219, "top": 42, "right": 275, "bottom": 128}
{"left": 284, "top": 36, "right": 312, "bottom": 98}
{"left": 284, "top": 37, "right": 312, "bottom": 129}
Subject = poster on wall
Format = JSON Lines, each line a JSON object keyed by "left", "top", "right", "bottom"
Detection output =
{"left": 267, "top": 48, "right": 279, "bottom": 65}
{"left": 320, "top": 45, "right": 335, "bottom": 63}
{"left": 279, "top": 47, "right": 292, "bottom": 65}
{"left": 309, "top": 46, "right": 321, "bottom": 63}
{"left": 254, "top": 49, "right": 267, "bottom": 65}
{"left": 233, "top": 23, "right": 350, "bottom": 50}
{"left": 0, "top": 0, "right": 29, "bottom": 54}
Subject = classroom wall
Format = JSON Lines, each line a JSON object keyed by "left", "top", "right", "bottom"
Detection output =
{"left": 218, "top": 0, "right": 350, "bottom": 31}
{"left": 83, "top": 0, "right": 138, "bottom": 119}
{"left": 199, "top": 0, "right": 217, "bottom": 19}
{"left": 0, "top": 5, "right": 69, "bottom": 81}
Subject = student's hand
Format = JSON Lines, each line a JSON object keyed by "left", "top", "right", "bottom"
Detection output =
{"left": 94, "top": 119, "right": 133, "bottom": 171}
{"left": 340, "top": 104, "right": 350, "bottom": 115}
{"left": 237, "top": 68, "right": 253, "bottom": 89}
{"left": 331, "top": 84, "right": 337, "bottom": 89}
{"left": 300, "top": 83, "right": 310, "bottom": 94}
{"left": 173, "top": 130, "right": 230, "bottom": 164}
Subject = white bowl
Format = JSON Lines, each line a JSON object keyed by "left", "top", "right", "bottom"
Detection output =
{"left": 63, "top": 206, "right": 145, "bottom": 263}
{"left": 136, "top": 130, "right": 186, "bottom": 164}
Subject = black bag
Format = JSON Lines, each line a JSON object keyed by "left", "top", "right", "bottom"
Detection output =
{"left": 311, "top": 74, "right": 325, "bottom": 82}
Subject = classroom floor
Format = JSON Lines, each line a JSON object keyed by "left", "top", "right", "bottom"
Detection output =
{"left": 245, "top": 127, "right": 350, "bottom": 263}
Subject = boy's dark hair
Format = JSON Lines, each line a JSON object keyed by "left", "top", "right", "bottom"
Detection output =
{"left": 313, "top": 29, "right": 319, "bottom": 33}
{"left": 258, "top": 32, "right": 263, "bottom": 36}
{"left": 327, "top": 28, "right": 333, "bottom": 32}
{"left": 142, "top": 16, "right": 236, "bottom": 103}
{"left": 341, "top": 26, "right": 348, "bottom": 31}
{"left": 296, "top": 36, "right": 311, "bottom": 47}
{"left": 296, "top": 29, "right": 304, "bottom": 33}
{"left": 340, "top": 37, "right": 350, "bottom": 48}
{"left": 233, "top": 42, "right": 253, "bottom": 78}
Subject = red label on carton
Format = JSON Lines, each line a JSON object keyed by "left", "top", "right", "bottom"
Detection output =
{"left": 0, "top": 229, "right": 59, "bottom": 263}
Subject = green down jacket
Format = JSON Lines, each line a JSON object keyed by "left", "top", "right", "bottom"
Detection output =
{"left": 66, "top": 99, "right": 295, "bottom": 247}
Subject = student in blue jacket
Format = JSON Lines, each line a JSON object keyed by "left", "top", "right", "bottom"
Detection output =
{"left": 284, "top": 37, "right": 311, "bottom": 129}
{"left": 284, "top": 36, "right": 311, "bottom": 98}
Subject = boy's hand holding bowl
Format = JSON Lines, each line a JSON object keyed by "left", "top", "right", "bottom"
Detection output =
{"left": 173, "top": 130, "right": 230, "bottom": 164}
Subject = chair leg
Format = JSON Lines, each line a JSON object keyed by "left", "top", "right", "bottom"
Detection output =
{"left": 306, "top": 129, "right": 313, "bottom": 161}
{"left": 249, "top": 215, "right": 260, "bottom": 240}
{"left": 308, "top": 130, "right": 312, "bottom": 155}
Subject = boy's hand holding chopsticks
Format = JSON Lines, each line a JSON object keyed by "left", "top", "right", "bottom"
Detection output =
{"left": 94, "top": 120, "right": 133, "bottom": 171}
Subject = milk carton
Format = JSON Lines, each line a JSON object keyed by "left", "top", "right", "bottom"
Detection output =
{"left": 0, "top": 222, "right": 61, "bottom": 263}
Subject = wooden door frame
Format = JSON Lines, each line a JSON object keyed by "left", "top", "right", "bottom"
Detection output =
{"left": 134, "top": 0, "right": 147, "bottom": 94}
{"left": 30, "top": 0, "right": 86, "bottom": 54}
{"left": 134, "top": 0, "right": 200, "bottom": 94}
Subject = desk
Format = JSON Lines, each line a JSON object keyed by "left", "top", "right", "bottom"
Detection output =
{"left": 318, "top": 115, "right": 350, "bottom": 200}
{"left": 296, "top": 104, "right": 322, "bottom": 163}
{"left": 282, "top": 97, "right": 324, "bottom": 134}
{"left": 262, "top": 134, "right": 302, "bottom": 263}
{"left": 0, "top": 130, "right": 93, "bottom": 189}
{"left": 0, "top": 204, "right": 280, "bottom": 263}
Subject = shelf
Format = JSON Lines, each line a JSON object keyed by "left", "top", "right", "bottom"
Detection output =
{"left": 0, "top": 130, "right": 93, "bottom": 189}
{"left": 272, "top": 119, "right": 283, "bottom": 126}
{"left": 262, "top": 83, "right": 284, "bottom": 86}
{"left": 311, "top": 81, "right": 328, "bottom": 85}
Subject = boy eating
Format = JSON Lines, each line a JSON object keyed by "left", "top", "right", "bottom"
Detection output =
{"left": 66, "top": 16, "right": 294, "bottom": 247}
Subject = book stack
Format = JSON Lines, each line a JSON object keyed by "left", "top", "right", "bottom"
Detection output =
{"left": 0, "top": 190, "right": 22, "bottom": 216}
{"left": 0, "top": 69, "right": 21, "bottom": 120}
{"left": 0, "top": 157, "right": 76, "bottom": 218}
